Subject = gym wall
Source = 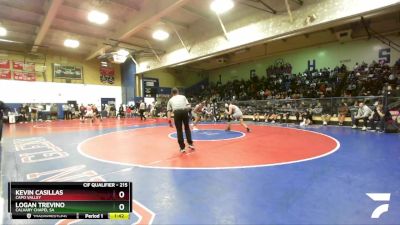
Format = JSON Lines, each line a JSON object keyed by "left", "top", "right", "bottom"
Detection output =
{"left": 0, "top": 52, "right": 122, "bottom": 105}
{"left": 0, "top": 80, "right": 122, "bottom": 106}
{"left": 142, "top": 68, "right": 204, "bottom": 88}
{"left": 0, "top": 52, "right": 121, "bottom": 85}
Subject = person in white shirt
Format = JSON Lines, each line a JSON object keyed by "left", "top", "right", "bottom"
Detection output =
{"left": 85, "top": 104, "right": 94, "bottom": 122}
{"left": 167, "top": 88, "right": 194, "bottom": 153}
{"left": 149, "top": 102, "right": 156, "bottom": 118}
{"left": 225, "top": 103, "right": 251, "bottom": 132}
{"left": 62, "top": 104, "right": 70, "bottom": 120}
{"left": 352, "top": 102, "right": 373, "bottom": 131}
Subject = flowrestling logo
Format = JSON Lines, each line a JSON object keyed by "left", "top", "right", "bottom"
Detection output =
{"left": 366, "top": 193, "right": 391, "bottom": 219}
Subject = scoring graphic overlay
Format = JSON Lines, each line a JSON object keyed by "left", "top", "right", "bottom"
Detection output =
{"left": 9, "top": 182, "right": 132, "bottom": 220}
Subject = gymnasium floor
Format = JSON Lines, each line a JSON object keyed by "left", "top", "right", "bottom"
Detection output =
{"left": 1, "top": 118, "right": 399, "bottom": 225}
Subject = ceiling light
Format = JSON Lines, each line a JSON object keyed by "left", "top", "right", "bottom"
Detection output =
{"left": 112, "top": 54, "right": 127, "bottom": 64}
{"left": 0, "top": 27, "right": 7, "bottom": 36}
{"left": 88, "top": 10, "right": 109, "bottom": 25}
{"left": 210, "top": 0, "right": 234, "bottom": 14}
{"left": 64, "top": 39, "right": 80, "bottom": 48}
{"left": 117, "top": 49, "right": 129, "bottom": 57}
{"left": 0, "top": 39, "right": 24, "bottom": 44}
{"left": 152, "top": 30, "right": 169, "bottom": 41}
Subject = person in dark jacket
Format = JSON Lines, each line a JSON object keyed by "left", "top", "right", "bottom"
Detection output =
{"left": 0, "top": 100, "right": 9, "bottom": 142}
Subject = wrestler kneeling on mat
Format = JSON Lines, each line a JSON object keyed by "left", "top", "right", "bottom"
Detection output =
{"left": 225, "top": 103, "right": 251, "bottom": 132}
{"left": 192, "top": 100, "right": 206, "bottom": 130}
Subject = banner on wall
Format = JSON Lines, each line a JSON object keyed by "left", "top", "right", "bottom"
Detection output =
{"left": 23, "top": 62, "right": 35, "bottom": 72}
{"left": 12, "top": 61, "right": 36, "bottom": 81}
{"left": 0, "top": 59, "right": 10, "bottom": 69}
{"left": 0, "top": 59, "right": 11, "bottom": 79}
{"left": 12, "top": 61, "right": 35, "bottom": 71}
{"left": 100, "top": 66, "right": 115, "bottom": 84}
{"left": 13, "top": 61, "right": 24, "bottom": 70}
{"left": 53, "top": 64, "right": 83, "bottom": 79}
{"left": 0, "top": 69, "right": 11, "bottom": 79}
{"left": 13, "top": 71, "right": 36, "bottom": 81}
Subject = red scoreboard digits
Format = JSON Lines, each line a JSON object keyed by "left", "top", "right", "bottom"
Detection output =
{"left": 9, "top": 182, "right": 132, "bottom": 220}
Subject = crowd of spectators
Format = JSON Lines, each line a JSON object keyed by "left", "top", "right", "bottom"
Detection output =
{"left": 185, "top": 59, "right": 400, "bottom": 131}
{"left": 189, "top": 60, "right": 400, "bottom": 103}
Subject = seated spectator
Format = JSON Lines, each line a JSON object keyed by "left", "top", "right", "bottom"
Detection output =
{"left": 263, "top": 110, "right": 271, "bottom": 123}
{"left": 50, "top": 104, "right": 58, "bottom": 120}
{"left": 338, "top": 102, "right": 349, "bottom": 126}
{"left": 253, "top": 112, "right": 260, "bottom": 122}
{"left": 321, "top": 113, "right": 331, "bottom": 126}
{"left": 368, "top": 102, "right": 385, "bottom": 132}
{"left": 312, "top": 102, "right": 323, "bottom": 123}
{"left": 300, "top": 107, "right": 313, "bottom": 126}
{"left": 118, "top": 104, "right": 125, "bottom": 118}
{"left": 126, "top": 105, "right": 132, "bottom": 118}
{"left": 352, "top": 102, "right": 372, "bottom": 131}
{"left": 278, "top": 104, "right": 290, "bottom": 123}
{"left": 317, "top": 103, "right": 332, "bottom": 126}
{"left": 267, "top": 110, "right": 278, "bottom": 123}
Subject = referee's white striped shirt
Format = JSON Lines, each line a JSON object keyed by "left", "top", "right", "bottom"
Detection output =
{"left": 167, "top": 95, "right": 190, "bottom": 112}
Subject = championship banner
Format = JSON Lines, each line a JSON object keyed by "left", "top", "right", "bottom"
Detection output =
{"left": 13, "top": 61, "right": 24, "bottom": 70}
{"left": 0, "top": 69, "right": 11, "bottom": 79}
{"left": 24, "top": 62, "right": 35, "bottom": 72}
{"left": 53, "top": 64, "right": 83, "bottom": 80}
{"left": 14, "top": 71, "right": 36, "bottom": 81}
{"left": 12, "top": 61, "right": 36, "bottom": 81}
{"left": 100, "top": 67, "right": 115, "bottom": 84}
{"left": 0, "top": 59, "right": 10, "bottom": 69}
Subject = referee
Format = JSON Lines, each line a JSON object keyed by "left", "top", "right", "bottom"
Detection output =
{"left": 167, "top": 88, "right": 194, "bottom": 153}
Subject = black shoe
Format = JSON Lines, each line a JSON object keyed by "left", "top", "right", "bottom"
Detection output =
{"left": 247, "top": 127, "right": 251, "bottom": 133}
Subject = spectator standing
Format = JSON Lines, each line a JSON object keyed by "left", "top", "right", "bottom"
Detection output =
{"left": 62, "top": 104, "right": 69, "bottom": 120}
{"left": 139, "top": 101, "right": 146, "bottom": 121}
{"left": 0, "top": 100, "right": 8, "bottom": 142}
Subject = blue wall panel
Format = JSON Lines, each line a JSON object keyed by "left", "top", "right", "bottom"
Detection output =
{"left": 121, "top": 59, "right": 136, "bottom": 104}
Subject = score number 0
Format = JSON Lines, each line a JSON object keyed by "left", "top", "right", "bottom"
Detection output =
{"left": 119, "top": 191, "right": 125, "bottom": 211}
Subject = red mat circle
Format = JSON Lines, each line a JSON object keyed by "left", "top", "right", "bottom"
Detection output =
{"left": 78, "top": 124, "right": 339, "bottom": 169}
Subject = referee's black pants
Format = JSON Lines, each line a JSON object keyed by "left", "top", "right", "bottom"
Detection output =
{"left": 174, "top": 109, "right": 193, "bottom": 150}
